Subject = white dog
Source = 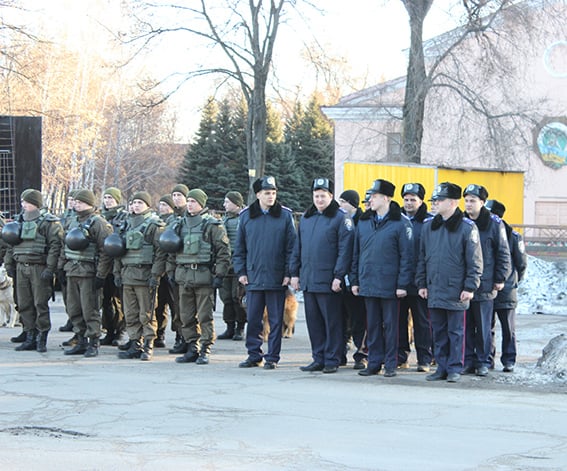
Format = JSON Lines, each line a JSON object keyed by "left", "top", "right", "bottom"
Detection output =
{"left": 0, "top": 265, "right": 18, "bottom": 328}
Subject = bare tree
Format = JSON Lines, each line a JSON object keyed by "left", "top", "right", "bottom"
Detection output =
{"left": 130, "top": 0, "right": 294, "bottom": 201}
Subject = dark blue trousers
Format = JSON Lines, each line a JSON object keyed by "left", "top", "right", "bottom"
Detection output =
{"left": 430, "top": 308, "right": 465, "bottom": 375}
{"left": 465, "top": 300, "right": 494, "bottom": 369}
{"left": 245, "top": 289, "right": 285, "bottom": 363}
{"left": 492, "top": 308, "right": 517, "bottom": 367}
{"left": 304, "top": 291, "right": 344, "bottom": 367}
{"left": 398, "top": 294, "right": 433, "bottom": 366}
{"left": 364, "top": 297, "right": 399, "bottom": 372}
{"left": 342, "top": 290, "right": 367, "bottom": 362}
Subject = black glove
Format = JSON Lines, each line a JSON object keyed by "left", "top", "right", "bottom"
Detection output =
{"left": 167, "top": 274, "right": 176, "bottom": 287}
{"left": 95, "top": 276, "right": 106, "bottom": 290}
{"left": 6, "top": 268, "right": 16, "bottom": 279}
{"left": 57, "top": 269, "right": 67, "bottom": 286}
{"left": 212, "top": 276, "right": 223, "bottom": 289}
{"left": 114, "top": 276, "right": 122, "bottom": 288}
{"left": 40, "top": 268, "right": 54, "bottom": 281}
{"left": 148, "top": 277, "right": 159, "bottom": 288}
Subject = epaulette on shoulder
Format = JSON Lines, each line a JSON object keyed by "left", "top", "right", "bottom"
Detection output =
{"left": 463, "top": 217, "right": 475, "bottom": 225}
{"left": 281, "top": 205, "right": 293, "bottom": 213}
{"left": 423, "top": 216, "right": 434, "bottom": 223}
{"left": 401, "top": 213, "right": 411, "bottom": 222}
{"left": 240, "top": 206, "right": 250, "bottom": 215}
{"left": 338, "top": 207, "right": 348, "bottom": 214}
{"left": 490, "top": 213, "right": 502, "bottom": 223}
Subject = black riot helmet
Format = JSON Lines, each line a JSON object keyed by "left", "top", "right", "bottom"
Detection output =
{"left": 158, "top": 227, "right": 182, "bottom": 253}
{"left": 1, "top": 221, "right": 22, "bottom": 246}
{"left": 103, "top": 232, "right": 127, "bottom": 257}
{"left": 65, "top": 227, "right": 90, "bottom": 251}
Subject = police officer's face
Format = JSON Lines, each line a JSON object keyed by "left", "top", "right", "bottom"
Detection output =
{"left": 313, "top": 189, "right": 332, "bottom": 212}
{"left": 172, "top": 192, "right": 187, "bottom": 208}
{"left": 257, "top": 189, "right": 276, "bottom": 210}
{"left": 103, "top": 194, "right": 118, "bottom": 209}
{"left": 186, "top": 197, "right": 203, "bottom": 216}
{"left": 369, "top": 193, "right": 388, "bottom": 213}
{"left": 21, "top": 200, "right": 38, "bottom": 213}
{"left": 464, "top": 195, "right": 483, "bottom": 219}
{"left": 131, "top": 199, "right": 148, "bottom": 215}
{"left": 435, "top": 198, "right": 456, "bottom": 218}
{"left": 159, "top": 201, "right": 173, "bottom": 215}
{"left": 223, "top": 198, "right": 239, "bottom": 213}
{"left": 403, "top": 194, "right": 422, "bottom": 216}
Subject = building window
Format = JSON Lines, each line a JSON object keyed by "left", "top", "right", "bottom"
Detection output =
{"left": 387, "top": 133, "right": 402, "bottom": 159}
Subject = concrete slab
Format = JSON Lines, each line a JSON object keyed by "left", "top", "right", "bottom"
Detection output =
{"left": 1, "top": 294, "right": 566, "bottom": 470}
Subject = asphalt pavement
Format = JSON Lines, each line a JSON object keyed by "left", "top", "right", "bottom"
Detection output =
{"left": 1, "top": 293, "right": 566, "bottom": 471}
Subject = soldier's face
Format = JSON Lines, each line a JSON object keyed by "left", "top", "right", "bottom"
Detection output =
{"left": 223, "top": 198, "right": 239, "bottom": 213}
{"left": 21, "top": 200, "right": 38, "bottom": 213}
{"left": 464, "top": 195, "right": 483, "bottom": 219}
{"left": 67, "top": 197, "right": 75, "bottom": 210}
{"left": 131, "top": 199, "right": 148, "bottom": 215}
{"left": 403, "top": 194, "right": 422, "bottom": 216}
{"left": 103, "top": 195, "right": 118, "bottom": 209}
{"left": 74, "top": 200, "right": 92, "bottom": 212}
{"left": 186, "top": 198, "right": 203, "bottom": 216}
{"left": 172, "top": 192, "right": 187, "bottom": 208}
{"left": 159, "top": 201, "right": 173, "bottom": 215}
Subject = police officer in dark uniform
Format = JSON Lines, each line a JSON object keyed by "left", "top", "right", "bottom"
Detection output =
{"left": 351, "top": 179, "right": 414, "bottom": 378}
{"left": 485, "top": 199, "right": 528, "bottom": 372}
{"left": 168, "top": 189, "right": 230, "bottom": 365}
{"left": 100, "top": 187, "right": 128, "bottom": 346}
{"left": 291, "top": 178, "right": 353, "bottom": 373}
{"left": 463, "top": 184, "right": 511, "bottom": 377}
{"left": 233, "top": 176, "right": 297, "bottom": 370}
{"left": 60, "top": 189, "right": 113, "bottom": 357}
{"left": 416, "top": 182, "right": 483, "bottom": 383}
{"left": 217, "top": 191, "right": 247, "bottom": 341}
{"left": 338, "top": 189, "right": 368, "bottom": 369}
{"left": 398, "top": 182, "right": 433, "bottom": 372}
{"left": 114, "top": 191, "right": 166, "bottom": 361}
{"left": 4, "top": 189, "right": 63, "bottom": 352}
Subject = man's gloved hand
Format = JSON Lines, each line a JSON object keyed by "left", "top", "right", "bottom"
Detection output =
{"left": 57, "top": 269, "right": 67, "bottom": 286}
{"left": 40, "top": 268, "right": 54, "bottom": 281}
{"left": 148, "top": 277, "right": 159, "bottom": 288}
{"left": 6, "top": 267, "right": 16, "bottom": 279}
{"left": 95, "top": 276, "right": 106, "bottom": 290}
{"left": 212, "top": 276, "right": 223, "bottom": 289}
{"left": 167, "top": 274, "right": 176, "bottom": 287}
{"left": 114, "top": 276, "right": 122, "bottom": 288}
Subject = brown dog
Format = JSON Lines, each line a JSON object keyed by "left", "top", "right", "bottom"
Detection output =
{"left": 262, "top": 288, "right": 298, "bottom": 341}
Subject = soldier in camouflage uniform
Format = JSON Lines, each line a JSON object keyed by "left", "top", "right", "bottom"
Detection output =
{"left": 58, "top": 189, "right": 77, "bottom": 333}
{"left": 4, "top": 189, "right": 63, "bottom": 353}
{"left": 217, "top": 191, "right": 247, "bottom": 341}
{"left": 59, "top": 189, "right": 113, "bottom": 358}
{"left": 100, "top": 187, "right": 128, "bottom": 346}
{"left": 114, "top": 192, "right": 166, "bottom": 361}
{"left": 167, "top": 189, "right": 230, "bottom": 365}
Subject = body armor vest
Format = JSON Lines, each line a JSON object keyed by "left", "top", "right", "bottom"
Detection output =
{"left": 121, "top": 214, "right": 160, "bottom": 266}
{"left": 13, "top": 215, "right": 49, "bottom": 258}
{"left": 175, "top": 214, "right": 213, "bottom": 265}
{"left": 64, "top": 216, "right": 97, "bottom": 262}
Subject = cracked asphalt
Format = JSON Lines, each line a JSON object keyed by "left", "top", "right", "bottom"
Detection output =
{"left": 1, "top": 293, "right": 566, "bottom": 470}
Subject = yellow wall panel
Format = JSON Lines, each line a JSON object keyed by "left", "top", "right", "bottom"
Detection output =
{"left": 344, "top": 163, "right": 524, "bottom": 224}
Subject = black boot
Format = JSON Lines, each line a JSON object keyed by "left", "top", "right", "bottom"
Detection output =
{"left": 64, "top": 336, "right": 88, "bottom": 355}
{"left": 141, "top": 339, "right": 154, "bottom": 361}
{"left": 153, "top": 330, "right": 166, "bottom": 348}
{"left": 118, "top": 339, "right": 143, "bottom": 359}
{"left": 168, "top": 334, "right": 187, "bottom": 354}
{"left": 112, "top": 331, "right": 128, "bottom": 347}
{"left": 36, "top": 331, "right": 49, "bottom": 353}
{"left": 62, "top": 333, "right": 79, "bottom": 347}
{"left": 84, "top": 337, "right": 100, "bottom": 357}
{"left": 15, "top": 330, "right": 37, "bottom": 351}
{"left": 99, "top": 332, "right": 114, "bottom": 346}
{"left": 118, "top": 339, "right": 133, "bottom": 351}
{"left": 59, "top": 319, "right": 73, "bottom": 332}
{"left": 232, "top": 322, "right": 245, "bottom": 341}
{"left": 217, "top": 322, "right": 235, "bottom": 340}
{"left": 10, "top": 330, "right": 27, "bottom": 343}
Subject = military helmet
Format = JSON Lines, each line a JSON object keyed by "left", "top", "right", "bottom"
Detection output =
{"left": 1, "top": 221, "right": 22, "bottom": 245}
{"left": 158, "top": 227, "right": 182, "bottom": 253}
{"left": 65, "top": 227, "right": 90, "bottom": 250}
{"left": 103, "top": 232, "right": 127, "bottom": 257}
